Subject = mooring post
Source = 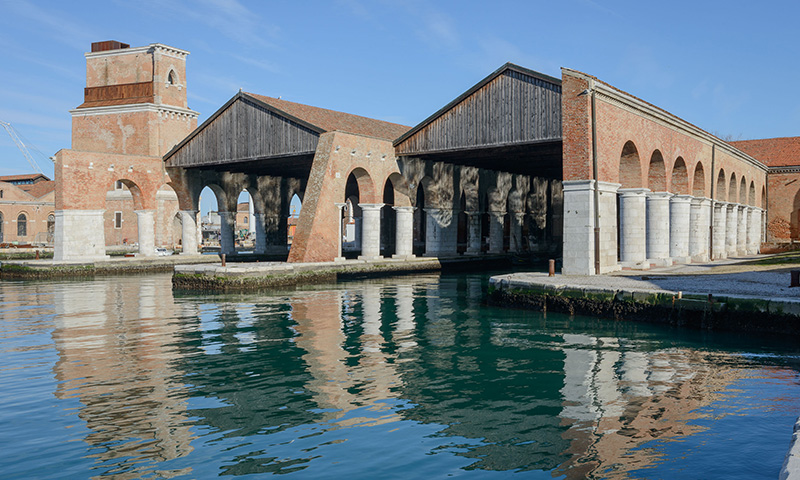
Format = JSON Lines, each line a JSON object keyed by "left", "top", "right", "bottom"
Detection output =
{"left": 548, "top": 259, "right": 555, "bottom": 277}
{"left": 35, "top": 250, "right": 40, "bottom": 260}
{"left": 221, "top": 253, "right": 226, "bottom": 267}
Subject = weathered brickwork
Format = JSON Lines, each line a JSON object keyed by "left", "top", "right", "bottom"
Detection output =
{"left": 54, "top": 41, "right": 198, "bottom": 259}
{"left": 0, "top": 176, "right": 55, "bottom": 244}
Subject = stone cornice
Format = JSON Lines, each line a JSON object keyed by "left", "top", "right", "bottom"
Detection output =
{"left": 70, "top": 103, "right": 199, "bottom": 118}
{"left": 769, "top": 165, "right": 800, "bottom": 174}
{"left": 85, "top": 43, "right": 189, "bottom": 59}
{"left": 562, "top": 69, "right": 768, "bottom": 174}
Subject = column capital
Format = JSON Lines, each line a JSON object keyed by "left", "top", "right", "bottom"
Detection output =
{"left": 670, "top": 194, "right": 693, "bottom": 203}
{"left": 691, "top": 196, "right": 712, "bottom": 206}
{"left": 334, "top": 202, "right": 347, "bottom": 209}
{"left": 392, "top": 205, "right": 414, "bottom": 213}
{"left": 618, "top": 187, "right": 651, "bottom": 196}
{"left": 597, "top": 181, "right": 621, "bottom": 194}
{"left": 359, "top": 203, "right": 385, "bottom": 211}
{"left": 646, "top": 191, "right": 673, "bottom": 200}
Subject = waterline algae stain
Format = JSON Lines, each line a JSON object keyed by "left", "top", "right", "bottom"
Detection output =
{"left": 1, "top": 273, "right": 799, "bottom": 478}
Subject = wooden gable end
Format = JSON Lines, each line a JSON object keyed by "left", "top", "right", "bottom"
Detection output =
{"left": 165, "top": 95, "right": 321, "bottom": 168}
{"left": 395, "top": 68, "right": 562, "bottom": 156}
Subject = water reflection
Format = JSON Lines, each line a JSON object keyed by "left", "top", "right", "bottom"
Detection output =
{"left": 4, "top": 273, "right": 797, "bottom": 478}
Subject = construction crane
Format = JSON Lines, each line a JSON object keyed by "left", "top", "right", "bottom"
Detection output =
{"left": 0, "top": 120, "right": 45, "bottom": 175}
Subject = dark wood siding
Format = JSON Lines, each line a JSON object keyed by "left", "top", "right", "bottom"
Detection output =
{"left": 396, "top": 70, "right": 561, "bottom": 156}
{"left": 166, "top": 97, "right": 320, "bottom": 168}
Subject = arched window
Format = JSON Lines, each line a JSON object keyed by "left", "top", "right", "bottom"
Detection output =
{"left": 17, "top": 213, "right": 26, "bottom": 237}
{"left": 167, "top": 70, "right": 177, "bottom": 85}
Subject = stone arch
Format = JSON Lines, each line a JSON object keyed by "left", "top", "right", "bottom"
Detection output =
{"left": 385, "top": 172, "right": 412, "bottom": 207}
{"left": 381, "top": 177, "right": 397, "bottom": 256}
{"left": 749, "top": 181, "right": 756, "bottom": 206}
{"left": 739, "top": 177, "right": 747, "bottom": 204}
{"left": 692, "top": 162, "right": 706, "bottom": 197}
{"left": 167, "top": 69, "right": 178, "bottom": 85}
{"left": 619, "top": 141, "right": 643, "bottom": 188}
{"left": 113, "top": 178, "right": 145, "bottom": 211}
{"left": 647, "top": 150, "right": 667, "bottom": 191}
{"left": 716, "top": 169, "right": 727, "bottom": 201}
{"left": 671, "top": 157, "right": 689, "bottom": 194}
{"left": 345, "top": 167, "right": 377, "bottom": 204}
{"left": 728, "top": 173, "right": 738, "bottom": 204}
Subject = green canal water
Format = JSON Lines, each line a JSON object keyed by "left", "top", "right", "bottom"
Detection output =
{"left": 1, "top": 272, "right": 799, "bottom": 479}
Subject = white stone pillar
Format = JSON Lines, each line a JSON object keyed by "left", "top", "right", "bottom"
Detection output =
{"left": 423, "top": 207, "right": 443, "bottom": 257}
{"left": 393, "top": 206, "right": 414, "bottom": 259}
{"left": 509, "top": 212, "right": 525, "bottom": 253}
{"left": 465, "top": 211, "right": 481, "bottom": 254}
{"left": 179, "top": 210, "right": 198, "bottom": 255}
{"left": 618, "top": 188, "right": 649, "bottom": 268}
{"left": 135, "top": 210, "right": 155, "bottom": 257}
{"left": 669, "top": 194, "right": 692, "bottom": 264}
{"left": 562, "top": 180, "right": 595, "bottom": 275}
{"left": 488, "top": 210, "right": 505, "bottom": 254}
{"left": 219, "top": 211, "right": 236, "bottom": 256}
{"left": 359, "top": 203, "right": 383, "bottom": 260}
{"left": 53, "top": 209, "right": 109, "bottom": 261}
{"left": 712, "top": 201, "right": 727, "bottom": 260}
{"left": 597, "top": 181, "right": 621, "bottom": 273}
{"left": 725, "top": 204, "right": 738, "bottom": 257}
{"left": 646, "top": 192, "right": 672, "bottom": 265}
{"left": 252, "top": 212, "right": 266, "bottom": 254}
{"left": 737, "top": 205, "right": 747, "bottom": 256}
{"left": 689, "top": 197, "right": 711, "bottom": 262}
{"left": 745, "top": 207, "right": 761, "bottom": 255}
{"left": 334, "top": 203, "right": 346, "bottom": 261}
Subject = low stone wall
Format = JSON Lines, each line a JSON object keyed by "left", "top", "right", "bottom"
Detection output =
{"left": 0, "top": 255, "right": 219, "bottom": 279}
{"left": 488, "top": 276, "right": 800, "bottom": 336}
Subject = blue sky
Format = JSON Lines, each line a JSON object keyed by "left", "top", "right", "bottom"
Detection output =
{"left": 1, "top": 0, "right": 799, "bottom": 183}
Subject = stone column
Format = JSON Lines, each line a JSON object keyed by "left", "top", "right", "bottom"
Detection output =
{"left": 252, "top": 212, "right": 266, "bottom": 254}
{"left": 646, "top": 192, "right": 672, "bottom": 266}
{"left": 334, "top": 203, "right": 346, "bottom": 261}
{"left": 465, "top": 210, "right": 481, "bottom": 254}
{"left": 561, "top": 180, "right": 595, "bottom": 275}
{"left": 597, "top": 181, "right": 621, "bottom": 273}
{"left": 393, "top": 206, "right": 414, "bottom": 259}
{"left": 359, "top": 203, "right": 383, "bottom": 260}
{"left": 509, "top": 212, "right": 525, "bottom": 253}
{"left": 737, "top": 205, "right": 748, "bottom": 256}
{"left": 53, "top": 210, "right": 109, "bottom": 261}
{"left": 488, "top": 210, "right": 505, "bottom": 254}
{"left": 746, "top": 207, "right": 756, "bottom": 255}
{"left": 135, "top": 210, "right": 156, "bottom": 257}
{"left": 423, "top": 207, "right": 442, "bottom": 257}
{"left": 179, "top": 210, "right": 198, "bottom": 255}
{"left": 219, "top": 211, "right": 236, "bottom": 256}
{"left": 669, "top": 194, "right": 692, "bottom": 264}
{"left": 712, "top": 201, "right": 727, "bottom": 260}
{"left": 618, "top": 188, "right": 649, "bottom": 268}
{"left": 689, "top": 198, "right": 711, "bottom": 262}
{"left": 725, "top": 204, "right": 738, "bottom": 257}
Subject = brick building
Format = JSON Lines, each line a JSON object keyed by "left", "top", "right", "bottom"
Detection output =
{"left": 0, "top": 173, "right": 55, "bottom": 245}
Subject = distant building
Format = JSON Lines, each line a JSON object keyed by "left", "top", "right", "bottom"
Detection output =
{"left": 0, "top": 173, "right": 55, "bottom": 245}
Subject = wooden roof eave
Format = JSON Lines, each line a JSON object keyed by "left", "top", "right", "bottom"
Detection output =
{"left": 163, "top": 91, "right": 327, "bottom": 163}
{"left": 393, "top": 62, "right": 562, "bottom": 148}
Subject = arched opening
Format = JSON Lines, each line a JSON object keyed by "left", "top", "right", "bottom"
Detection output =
{"left": 739, "top": 177, "right": 747, "bottom": 205}
{"left": 457, "top": 192, "right": 468, "bottom": 254}
{"left": 167, "top": 70, "right": 177, "bottom": 85}
{"left": 288, "top": 193, "right": 302, "bottom": 251}
{"left": 481, "top": 192, "right": 490, "bottom": 252}
{"left": 412, "top": 183, "right": 426, "bottom": 256}
{"left": 16, "top": 213, "right": 26, "bottom": 238}
{"left": 619, "top": 141, "right": 643, "bottom": 188}
{"left": 381, "top": 179, "right": 396, "bottom": 257}
{"left": 235, "top": 189, "right": 254, "bottom": 251}
{"left": 47, "top": 213, "right": 55, "bottom": 245}
{"left": 105, "top": 179, "right": 143, "bottom": 253}
{"left": 692, "top": 163, "right": 706, "bottom": 197}
{"left": 749, "top": 181, "right": 756, "bottom": 206}
{"left": 198, "top": 185, "right": 222, "bottom": 251}
{"left": 647, "top": 150, "right": 667, "bottom": 191}
{"left": 155, "top": 184, "right": 180, "bottom": 250}
{"left": 716, "top": 169, "right": 727, "bottom": 201}
{"left": 729, "top": 173, "right": 738, "bottom": 204}
{"left": 671, "top": 157, "right": 689, "bottom": 194}
{"left": 343, "top": 172, "right": 363, "bottom": 258}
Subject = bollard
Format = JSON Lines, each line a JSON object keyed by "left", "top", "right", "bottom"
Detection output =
{"left": 792, "top": 270, "right": 800, "bottom": 288}
{"left": 548, "top": 259, "right": 555, "bottom": 277}
{"left": 221, "top": 253, "right": 226, "bottom": 267}
{"left": 35, "top": 250, "right": 40, "bottom": 260}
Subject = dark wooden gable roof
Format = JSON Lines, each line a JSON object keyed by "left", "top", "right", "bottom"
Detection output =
{"left": 394, "top": 63, "right": 562, "bottom": 156}
{"left": 164, "top": 92, "right": 409, "bottom": 169}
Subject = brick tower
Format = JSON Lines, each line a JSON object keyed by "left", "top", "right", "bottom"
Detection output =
{"left": 54, "top": 41, "right": 198, "bottom": 260}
